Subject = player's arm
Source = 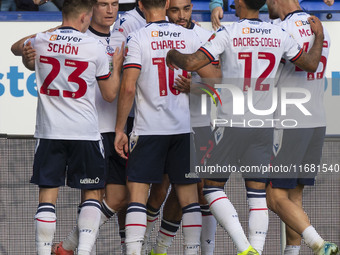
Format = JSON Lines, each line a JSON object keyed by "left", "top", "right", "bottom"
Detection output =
{"left": 197, "top": 63, "right": 221, "bottom": 79}
{"left": 12, "top": 34, "right": 36, "bottom": 56}
{"left": 11, "top": 26, "right": 60, "bottom": 56}
{"left": 114, "top": 67, "right": 140, "bottom": 159}
{"left": 174, "top": 63, "right": 221, "bottom": 94}
{"left": 211, "top": 6, "right": 223, "bottom": 31}
{"left": 166, "top": 49, "right": 211, "bottom": 72}
{"left": 97, "top": 42, "right": 124, "bottom": 102}
{"left": 293, "top": 16, "right": 324, "bottom": 73}
{"left": 22, "top": 41, "right": 35, "bottom": 71}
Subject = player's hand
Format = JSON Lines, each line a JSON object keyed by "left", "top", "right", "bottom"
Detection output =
{"left": 211, "top": 6, "right": 223, "bottom": 31}
{"left": 114, "top": 131, "right": 129, "bottom": 159}
{"left": 323, "top": 0, "right": 334, "bottom": 6}
{"left": 173, "top": 73, "right": 191, "bottom": 93}
{"left": 22, "top": 41, "right": 36, "bottom": 71}
{"left": 113, "top": 42, "right": 124, "bottom": 73}
{"left": 166, "top": 49, "right": 180, "bottom": 71}
{"left": 308, "top": 16, "right": 324, "bottom": 40}
{"left": 23, "top": 41, "right": 36, "bottom": 61}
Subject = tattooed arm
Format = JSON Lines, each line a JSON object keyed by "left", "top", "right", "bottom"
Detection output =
{"left": 166, "top": 49, "right": 211, "bottom": 72}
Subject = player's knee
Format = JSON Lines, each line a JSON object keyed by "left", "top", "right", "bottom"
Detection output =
{"left": 110, "top": 197, "right": 128, "bottom": 212}
{"left": 105, "top": 192, "right": 128, "bottom": 211}
{"left": 265, "top": 190, "right": 281, "bottom": 213}
{"left": 266, "top": 195, "right": 275, "bottom": 212}
{"left": 148, "top": 185, "right": 169, "bottom": 208}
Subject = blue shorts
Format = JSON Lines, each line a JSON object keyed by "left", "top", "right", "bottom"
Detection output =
{"left": 31, "top": 139, "right": 106, "bottom": 190}
{"left": 269, "top": 127, "right": 326, "bottom": 189}
{"left": 102, "top": 133, "right": 127, "bottom": 185}
{"left": 205, "top": 127, "right": 273, "bottom": 182}
{"left": 126, "top": 133, "right": 199, "bottom": 184}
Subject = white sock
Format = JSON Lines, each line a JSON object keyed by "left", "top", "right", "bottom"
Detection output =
{"left": 125, "top": 202, "right": 147, "bottom": 255}
{"left": 100, "top": 199, "right": 116, "bottom": 226}
{"left": 154, "top": 219, "right": 181, "bottom": 254}
{"left": 302, "top": 226, "right": 324, "bottom": 252}
{"left": 247, "top": 187, "right": 268, "bottom": 255}
{"left": 200, "top": 204, "right": 217, "bottom": 255}
{"left": 35, "top": 203, "right": 57, "bottom": 255}
{"left": 144, "top": 203, "right": 160, "bottom": 241}
{"left": 62, "top": 205, "right": 82, "bottom": 251}
{"left": 203, "top": 186, "right": 250, "bottom": 253}
{"left": 77, "top": 199, "right": 102, "bottom": 255}
{"left": 90, "top": 242, "right": 96, "bottom": 255}
{"left": 182, "top": 203, "right": 202, "bottom": 255}
{"left": 284, "top": 245, "right": 301, "bottom": 255}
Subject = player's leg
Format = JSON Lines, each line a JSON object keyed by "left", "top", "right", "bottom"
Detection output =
{"left": 100, "top": 132, "right": 128, "bottom": 225}
{"left": 151, "top": 186, "right": 182, "bottom": 255}
{"left": 64, "top": 140, "right": 106, "bottom": 255}
{"left": 202, "top": 127, "right": 257, "bottom": 254}
{"left": 283, "top": 185, "right": 304, "bottom": 255}
{"left": 31, "top": 139, "right": 67, "bottom": 255}
{"left": 125, "top": 181, "right": 150, "bottom": 255}
{"left": 198, "top": 180, "right": 217, "bottom": 255}
{"left": 96, "top": 183, "right": 127, "bottom": 254}
{"left": 299, "top": 127, "right": 338, "bottom": 254}
{"left": 244, "top": 180, "right": 268, "bottom": 255}
{"left": 77, "top": 189, "right": 102, "bottom": 255}
{"left": 192, "top": 127, "right": 217, "bottom": 255}
{"left": 143, "top": 174, "right": 170, "bottom": 253}
{"left": 35, "top": 187, "right": 59, "bottom": 255}
{"left": 174, "top": 183, "right": 201, "bottom": 255}
{"left": 241, "top": 128, "right": 273, "bottom": 254}
{"left": 166, "top": 133, "right": 201, "bottom": 255}
{"left": 269, "top": 127, "right": 338, "bottom": 254}
{"left": 53, "top": 133, "right": 125, "bottom": 254}
{"left": 203, "top": 179, "right": 254, "bottom": 254}
{"left": 266, "top": 184, "right": 328, "bottom": 253}
{"left": 267, "top": 182, "right": 339, "bottom": 255}
{"left": 53, "top": 203, "right": 81, "bottom": 254}
{"left": 118, "top": 207, "right": 127, "bottom": 254}
{"left": 103, "top": 183, "right": 127, "bottom": 219}
{"left": 124, "top": 135, "right": 168, "bottom": 255}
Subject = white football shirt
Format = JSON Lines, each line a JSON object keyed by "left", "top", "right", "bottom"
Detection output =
{"left": 29, "top": 27, "right": 110, "bottom": 140}
{"left": 200, "top": 19, "right": 303, "bottom": 127}
{"left": 111, "top": 7, "right": 146, "bottom": 46}
{"left": 86, "top": 26, "right": 121, "bottom": 133}
{"left": 112, "top": 7, "right": 146, "bottom": 120}
{"left": 273, "top": 11, "right": 330, "bottom": 128}
{"left": 124, "top": 21, "right": 202, "bottom": 135}
{"left": 189, "top": 23, "right": 215, "bottom": 128}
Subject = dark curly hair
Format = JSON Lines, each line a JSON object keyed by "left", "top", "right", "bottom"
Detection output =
{"left": 243, "top": 0, "right": 266, "bottom": 10}
{"left": 140, "top": 0, "right": 166, "bottom": 10}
